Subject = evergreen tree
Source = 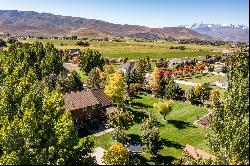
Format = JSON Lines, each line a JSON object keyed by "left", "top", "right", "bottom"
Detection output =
{"left": 141, "top": 113, "right": 161, "bottom": 159}
{"left": 135, "top": 58, "right": 146, "bottom": 84}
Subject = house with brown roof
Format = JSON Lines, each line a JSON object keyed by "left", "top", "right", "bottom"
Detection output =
{"left": 63, "top": 89, "right": 114, "bottom": 127}
{"left": 118, "top": 60, "right": 137, "bottom": 74}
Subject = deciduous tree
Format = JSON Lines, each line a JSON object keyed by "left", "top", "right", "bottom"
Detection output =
{"left": 103, "top": 143, "right": 129, "bottom": 165}
{"left": 78, "top": 49, "right": 105, "bottom": 74}
{"left": 208, "top": 49, "right": 249, "bottom": 165}
{"left": 153, "top": 100, "right": 174, "bottom": 121}
{"left": 104, "top": 71, "right": 126, "bottom": 105}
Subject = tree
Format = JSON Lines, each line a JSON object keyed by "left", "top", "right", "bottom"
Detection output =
{"left": 201, "top": 82, "right": 212, "bottom": 103}
{"left": 40, "top": 43, "right": 64, "bottom": 77}
{"left": 149, "top": 67, "right": 165, "bottom": 97}
{"left": 187, "top": 85, "right": 203, "bottom": 105}
{"left": 0, "top": 43, "right": 95, "bottom": 165}
{"left": 87, "top": 67, "right": 103, "bottom": 89}
{"left": 187, "top": 84, "right": 211, "bottom": 105}
{"left": 103, "top": 64, "right": 115, "bottom": 76}
{"left": 209, "top": 90, "right": 220, "bottom": 110}
{"left": 135, "top": 58, "right": 146, "bottom": 84}
{"left": 106, "top": 107, "right": 134, "bottom": 143}
{"left": 164, "top": 77, "right": 179, "bottom": 99}
{"left": 207, "top": 49, "right": 249, "bottom": 165}
{"left": 145, "top": 56, "right": 152, "bottom": 71}
{"left": 78, "top": 49, "right": 105, "bottom": 74}
{"left": 103, "top": 143, "right": 129, "bottom": 165}
{"left": 0, "top": 79, "right": 95, "bottom": 165}
{"left": 76, "top": 41, "right": 90, "bottom": 47}
{"left": 104, "top": 71, "right": 126, "bottom": 105}
{"left": 56, "top": 70, "right": 83, "bottom": 93}
{"left": 62, "top": 51, "right": 69, "bottom": 62}
{"left": 153, "top": 100, "right": 174, "bottom": 121}
{"left": 141, "top": 113, "right": 161, "bottom": 159}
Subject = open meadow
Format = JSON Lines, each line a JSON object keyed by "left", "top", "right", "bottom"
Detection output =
{"left": 23, "top": 39, "right": 226, "bottom": 60}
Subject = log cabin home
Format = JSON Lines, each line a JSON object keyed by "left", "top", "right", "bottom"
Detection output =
{"left": 63, "top": 89, "right": 114, "bottom": 126}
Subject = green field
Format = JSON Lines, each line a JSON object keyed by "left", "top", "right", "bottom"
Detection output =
{"left": 177, "top": 74, "right": 223, "bottom": 84}
{"left": 91, "top": 93, "right": 211, "bottom": 164}
{"left": 23, "top": 39, "right": 225, "bottom": 60}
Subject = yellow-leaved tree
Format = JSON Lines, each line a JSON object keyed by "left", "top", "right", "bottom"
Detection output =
{"left": 104, "top": 71, "right": 126, "bottom": 106}
{"left": 153, "top": 100, "right": 174, "bottom": 122}
{"left": 103, "top": 143, "right": 129, "bottom": 165}
{"left": 149, "top": 67, "right": 161, "bottom": 97}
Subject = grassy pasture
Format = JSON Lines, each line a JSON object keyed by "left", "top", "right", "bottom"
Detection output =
{"left": 23, "top": 39, "right": 225, "bottom": 60}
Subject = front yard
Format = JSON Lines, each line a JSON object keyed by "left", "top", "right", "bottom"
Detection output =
{"left": 90, "top": 93, "right": 211, "bottom": 164}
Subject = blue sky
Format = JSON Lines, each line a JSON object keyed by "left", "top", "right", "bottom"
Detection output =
{"left": 0, "top": 0, "right": 249, "bottom": 27}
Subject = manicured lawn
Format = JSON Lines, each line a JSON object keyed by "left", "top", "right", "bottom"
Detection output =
{"left": 179, "top": 83, "right": 226, "bottom": 100}
{"left": 23, "top": 39, "right": 224, "bottom": 60}
{"left": 178, "top": 73, "right": 223, "bottom": 84}
{"left": 92, "top": 93, "right": 211, "bottom": 164}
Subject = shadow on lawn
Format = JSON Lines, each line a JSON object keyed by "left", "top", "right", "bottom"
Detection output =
{"left": 154, "top": 154, "right": 177, "bottom": 165}
{"left": 168, "top": 119, "right": 196, "bottom": 130}
{"left": 131, "top": 102, "right": 153, "bottom": 109}
{"left": 161, "top": 138, "right": 184, "bottom": 149}
{"left": 130, "top": 109, "right": 149, "bottom": 123}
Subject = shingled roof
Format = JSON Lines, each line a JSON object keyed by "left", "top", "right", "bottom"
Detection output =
{"left": 63, "top": 89, "right": 113, "bottom": 111}
{"left": 119, "top": 61, "right": 136, "bottom": 71}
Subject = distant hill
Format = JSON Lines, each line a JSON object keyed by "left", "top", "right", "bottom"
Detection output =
{"left": 180, "top": 23, "right": 249, "bottom": 42}
{"left": 0, "top": 10, "right": 212, "bottom": 40}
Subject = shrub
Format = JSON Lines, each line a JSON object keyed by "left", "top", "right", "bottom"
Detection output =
{"left": 76, "top": 41, "right": 90, "bottom": 47}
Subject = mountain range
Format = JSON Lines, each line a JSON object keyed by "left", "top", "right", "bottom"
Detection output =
{"left": 0, "top": 10, "right": 248, "bottom": 42}
{"left": 180, "top": 23, "right": 249, "bottom": 42}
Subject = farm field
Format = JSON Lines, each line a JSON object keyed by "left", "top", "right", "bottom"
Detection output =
{"left": 23, "top": 39, "right": 226, "bottom": 60}
{"left": 91, "top": 93, "right": 211, "bottom": 164}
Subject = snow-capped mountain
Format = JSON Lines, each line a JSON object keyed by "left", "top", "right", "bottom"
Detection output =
{"left": 179, "top": 23, "right": 249, "bottom": 42}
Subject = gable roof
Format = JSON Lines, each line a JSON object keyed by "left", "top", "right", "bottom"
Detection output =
{"left": 63, "top": 89, "right": 113, "bottom": 111}
{"left": 119, "top": 61, "right": 136, "bottom": 71}
{"left": 67, "top": 48, "right": 80, "bottom": 55}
